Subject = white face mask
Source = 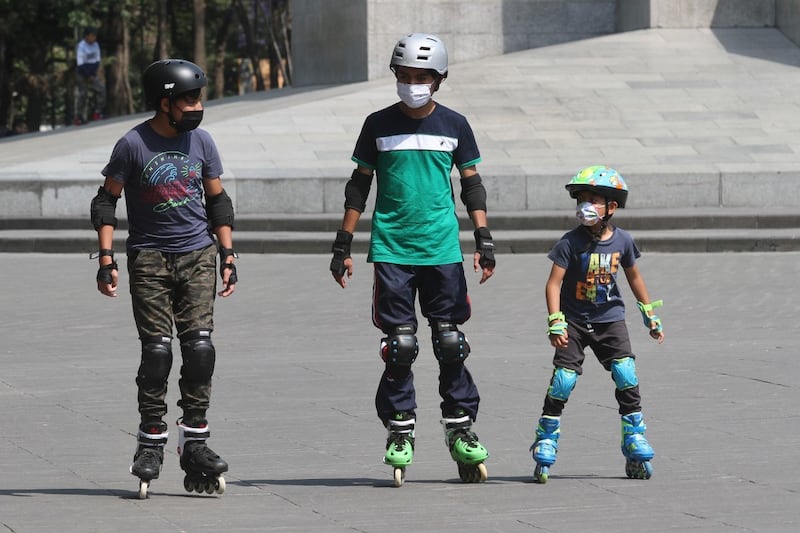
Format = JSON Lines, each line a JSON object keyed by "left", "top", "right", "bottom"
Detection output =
{"left": 576, "top": 202, "right": 603, "bottom": 226}
{"left": 396, "top": 82, "right": 433, "bottom": 109}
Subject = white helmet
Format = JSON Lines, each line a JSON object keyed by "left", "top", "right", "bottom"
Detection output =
{"left": 390, "top": 33, "right": 448, "bottom": 76}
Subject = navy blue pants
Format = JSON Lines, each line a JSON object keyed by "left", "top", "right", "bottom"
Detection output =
{"left": 372, "top": 262, "right": 480, "bottom": 424}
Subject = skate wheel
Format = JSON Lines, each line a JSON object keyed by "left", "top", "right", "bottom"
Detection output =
{"left": 215, "top": 476, "right": 226, "bottom": 494}
{"left": 457, "top": 463, "right": 486, "bottom": 483}
{"left": 393, "top": 467, "right": 405, "bottom": 487}
{"left": 534, "top": 464, "right": 549, "bottom": 484}
{"left": 625, "top": 460, "right": 653, "bottom": 480}
{"left": 183, "top": 476, "right": 193, "bottom": 492}
{"left": 477, "top": 462, "right": 488, "bottom": 482}
{"left": 138, "top": 480, "right": 149, "bottom": 499}
{"left": 643, "top": 461, "right": 653, "bottom": 479}
{"left": 204, "top": 480, "right": 215, "bottom": 494}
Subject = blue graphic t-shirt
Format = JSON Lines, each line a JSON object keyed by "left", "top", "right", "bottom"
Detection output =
{"left": 352, "top": 102, "right": 481, "bottom": 265}
{"left": 102, "top": 122, "right": 223, "bottom": 253}
{"left": 547, "top": 226, "right": 641, "bottom": 324}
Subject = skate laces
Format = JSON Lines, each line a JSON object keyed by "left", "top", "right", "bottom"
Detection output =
{"left": 387, "top": 432, "right": 413, "bottom": 451}
{"left": 185, "top": 441, "right": 220, "bottom": 461}
{"left": 135, "top": 447, "right": 163, "bottom": 467}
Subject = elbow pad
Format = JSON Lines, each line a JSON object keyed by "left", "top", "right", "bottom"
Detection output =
{"left": 344, "top": 170, "right": 372, "bottom": 212}
{"left": 460, "top": 173, "right": 487, "bottom": 212}
{"left": 90, "top": 186, "right": 120, "bottom": 230}
{"left": 206, "top": 189, "right": 235, "bottom": 229}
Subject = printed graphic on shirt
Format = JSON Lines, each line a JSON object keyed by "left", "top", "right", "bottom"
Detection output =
{"left": 575, "top": 251, "right": 621, "bottom": 303}
{"left": 141, "top": 151, "right": 203, "bottom": 213}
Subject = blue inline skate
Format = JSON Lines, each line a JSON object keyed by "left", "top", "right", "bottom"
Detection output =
{"left": 383, "top": 413, "right": 415, "bottom": 487}
{"left": 621, "top": 412, "right": 654, "bottom": 479}
{"left": 530, "top": 416, "right": 560, "bottom": 483}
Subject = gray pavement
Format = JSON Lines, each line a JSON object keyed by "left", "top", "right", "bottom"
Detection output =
{"left": 1, "top": 252, "right": 798, "bottom": 532}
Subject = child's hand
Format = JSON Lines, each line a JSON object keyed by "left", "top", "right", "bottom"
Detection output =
{"left": 547, "top": 312, "right": 568, "bottom": 348}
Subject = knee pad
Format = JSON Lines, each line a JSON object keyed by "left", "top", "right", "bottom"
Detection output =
{"left": 179, "top": 330, "right": 216, "bottom": 382}
{"left": 137, "top": 336, "right": 173, "bottom": 386}
{"left": 547, "top": 367, "right": 578, "bottom": 402}
{"left": 380, "top": 325, "right": 419, "bottom": 367}
{"left": 431, "top": 322, "right": 470, "bottom": 364}
{"left": 611, "top": 357, "right": 639, "bottom": 391}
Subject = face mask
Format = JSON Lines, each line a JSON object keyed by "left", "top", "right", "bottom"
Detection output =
{"left": 576, "top": 201, "right": 602, "bottom": 226}
{"left": 396, "top": 82, "right": 433, "bottom": 109}
{"left": 171, "top": 110, "right": 204, "bottom": 132}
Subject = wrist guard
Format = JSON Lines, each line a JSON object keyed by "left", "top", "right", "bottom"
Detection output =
{"left": 636, "top": 300, "right": 663, "bottom": 333}
{"left": 219, "top": 248, "right": 238, "bottom": 284}
{"left": 330, "top": 230, "right": 353, "bottom": 276}
{"left": 547, "top": 312, "right": 568, "bottom": 336}
{"left": 96, "top": 261, "right": 118, "bottom": 284}
{"left": 473, "top": 227, "right": 496, "bottom": 269}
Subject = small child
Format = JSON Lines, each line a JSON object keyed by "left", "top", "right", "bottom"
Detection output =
{"left": 531, "top": 165, "right": 664, "bottom": 483}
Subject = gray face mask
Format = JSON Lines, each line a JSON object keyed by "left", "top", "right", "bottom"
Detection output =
{"left": 171, "top": 110, "right": 204, "bottom": 132}
{"left": 576, "top": 201, "right": 602, "bottom": 226}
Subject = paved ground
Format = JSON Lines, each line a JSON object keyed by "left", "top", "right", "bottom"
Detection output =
{"left": 1, "top": 252, "right": 798, "bottom": 532}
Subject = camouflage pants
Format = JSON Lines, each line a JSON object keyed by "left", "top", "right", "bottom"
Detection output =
{"left": 128, "top": 244, "right": 217, "bottom": 422}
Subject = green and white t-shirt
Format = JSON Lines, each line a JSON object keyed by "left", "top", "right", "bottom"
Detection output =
{"left": 352, "top": 102, "right": 481, "bottom": 265}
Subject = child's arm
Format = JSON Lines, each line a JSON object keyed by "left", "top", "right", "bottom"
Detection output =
{"left": 624, "top": 264, "right": 665, "bottom": 344}
{"left": 545, "top": 263, "right": 569, "bottom": 348}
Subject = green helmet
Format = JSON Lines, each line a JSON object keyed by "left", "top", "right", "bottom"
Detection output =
{"left": 565, "top": 165, "right": 628, "bottom": 208}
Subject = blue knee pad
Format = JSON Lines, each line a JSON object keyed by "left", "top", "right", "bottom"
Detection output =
{"left": 547, "top": 367, "right": 577, "bottom": 401}
{"left": 611, "top": 357, "right": 639, "bottom": 391}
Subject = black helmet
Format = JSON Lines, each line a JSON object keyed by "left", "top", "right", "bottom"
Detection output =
{"left": 143, "top": 59, "right": 207, "bottom": 109}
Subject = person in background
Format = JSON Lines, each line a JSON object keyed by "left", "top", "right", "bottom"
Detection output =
{"left": 75, "top": 26, "right": 106, "bottom": 125}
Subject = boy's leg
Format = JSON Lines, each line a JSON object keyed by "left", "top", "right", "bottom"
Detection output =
{"left": 129, "top": 249, "right": 176, "bottom": 424}
{"left": 372, "top": 263, "right": 419, "bottom": 423}
{"left": 594, "top": 321, "right": 654, "bottom": 478}
{"left": 532, "top": 322, "right": 587, "bottom": 482}
{"left": 173, "top": 244, "right": 217, "bottom": 425}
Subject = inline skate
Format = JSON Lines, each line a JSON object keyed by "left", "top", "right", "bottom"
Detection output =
{"left": 442, "top": 410, "right": 488, "bottom": 483}
{"left": 530, "top": 416, "right": 560, "bottom": 483}
{"left": 383, "top": 413, "right": 415, "bottom": 487}
{"left": 177, "top": 418, "right": 228, "bottom": 495}
{"left": 130, "top": 421, "right": 168, "bottom": 499}
{"left": 621, "top": 412, "right": 654, "bottom": 479}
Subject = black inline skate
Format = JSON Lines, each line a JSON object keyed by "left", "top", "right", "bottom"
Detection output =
{"left": 177, "top": 418, "right": 228, "bottom": 495}
{"left": 130, "top": 421, "right": 168, "bottom": 499}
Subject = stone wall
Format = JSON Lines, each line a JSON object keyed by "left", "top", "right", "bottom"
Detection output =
{"left": 292, "top": 0, "right": 800, "bottom": 87}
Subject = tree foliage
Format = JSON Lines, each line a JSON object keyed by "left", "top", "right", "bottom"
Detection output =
{"left": 0, "top": 0, "right": 291, "bottom": 133}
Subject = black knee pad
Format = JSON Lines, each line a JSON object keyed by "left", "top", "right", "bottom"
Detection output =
{"left": 137, "top": 336, "right": 173, "bottom": 386}
{"left": 431, "top": 322, "right": 470, "bottom": 364}
{"left": 179, "top": 330, "right": 216, "bottom": 382}
{"left": 380, "top": 325, "right": 419, "bottom": 368}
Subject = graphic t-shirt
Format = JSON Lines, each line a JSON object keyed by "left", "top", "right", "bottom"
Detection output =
{"left": 102, "top": 122, "right": 223, "bottom": 253}
{"left": 352, "top": 102, "right": 481, "bottom": 265}
{"left": 547, "top": 226, "right": 641, "bottom": 324}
